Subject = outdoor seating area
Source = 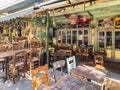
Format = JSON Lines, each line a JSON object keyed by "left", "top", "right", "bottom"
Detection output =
{"left": 0, "top": 0, "right": 120, "bottom": 90}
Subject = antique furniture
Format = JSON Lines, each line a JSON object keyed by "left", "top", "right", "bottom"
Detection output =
{"left": 31, "top": 64, "right": 50, "bottom": 90}
{"left": 8, "top": 51, "right": 27, "bottom": 84}
{"left": 49, "top": 75, "right": 102, "bottom": 90}
{"left": 82, "top": 48, "right": 90, "bottom": 60}
{"left": 0, "top": 58, "right": 5, "bottom": 72}
{"left": 71, "top": 64, "right": 107, "bottom": 90}
{"left": 0, "top": 49, "right": 30, "bottom": 81}
{"left": 53, "top": 60, "right": 65, "bottom": 83}
{"left": 94, "top": 54, "right": 104, "bottom": 66}
{"left": 66, "top": 56, "right": 76, "bottom": 74}
{"left": 29, "top": 48, "right": 42, "bottom": 73}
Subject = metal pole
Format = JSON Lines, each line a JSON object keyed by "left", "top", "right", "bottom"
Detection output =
{"left": 9, "top": 25, "right": 12, "bottom": 44}
{"left": 46, "top": 9, "right": 49, "bottom": 65}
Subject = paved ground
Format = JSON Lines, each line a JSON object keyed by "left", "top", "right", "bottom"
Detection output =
{"left": 0, "top": 59, "right": 119, "bottom": 90}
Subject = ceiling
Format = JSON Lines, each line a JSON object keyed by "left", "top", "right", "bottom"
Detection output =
{"left": 0, "top": 0, "right": 39, "bottom": 16}
{"left": 0, "top": 0, "right": 120, "bottom": 21}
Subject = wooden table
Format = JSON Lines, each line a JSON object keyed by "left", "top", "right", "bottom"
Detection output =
{"left": 71, "top": 64, "right": 107, "bottom": 84}
{"left": 49, "top": 75, "right": 102, "bottom": 90}
{"left": 0, "top": 48, "right": 30, "bottom": 81}
{"left": 50, "top": 51, "right": 70, "bottom": 62}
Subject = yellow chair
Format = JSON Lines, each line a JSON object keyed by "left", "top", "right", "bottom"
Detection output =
{"left": 31, "top": 64, "right": 50, "bottom": 90}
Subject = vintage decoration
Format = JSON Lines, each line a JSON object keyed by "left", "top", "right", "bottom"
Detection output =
{"left": 64, "top": 14, "right": 92, "bottom": 25}
{"left": 114, "top": 15, "right": 120, "bottom": 28}
{"left": 69, "top": 13, "right": 77, "bottom": 25}
{"left": 103, "top": 18, "right": 113, "bottom": 30}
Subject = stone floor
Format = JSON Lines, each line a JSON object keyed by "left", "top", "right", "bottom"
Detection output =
{"left": 0, "top": 58, "right": 119, "bottom": 90}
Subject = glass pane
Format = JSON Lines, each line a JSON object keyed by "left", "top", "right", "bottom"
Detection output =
{"left": 78, "top": 31, "right": 82, "bottom": 46}
{"left": 62, "top": 31, "right": 66, "bottom": 43}
{"left": 72, "top": 31, "right": 77, "bottom": 44}
{"left": 99, "top": 42, "right": 104, "bottom": 48}
{"left": 67, "top": 31, "right": 71, "bottom": 44}
{"left": 99, "top": 32, "right": 104, "bottom": 48}
{"left": 58, "top": 31, "right": 61, "bottom": 43}
{"left": 115, "top": 31, "right": 120, "bottom": 49}
{"left": 106, "top": 32, "right": 112, "bottom": 48}
{"left": 84, "top": 30, "right": 88, "bottom": 47}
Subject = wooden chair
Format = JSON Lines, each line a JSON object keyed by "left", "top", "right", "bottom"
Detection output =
{"left": 94, "top": 54, "right": 104, "bottom": 66}
{"left": 29, "top": 48, "right": 42, "bottom": 73}
{"left": 82, "top": 48, "right": 89, "bottom": 60}
{"left": 8, "top": 51, "right": 27, "bottom": 84}
{"left": 31, "top": 64, "right": 50, "bottom": 90}
{"left": 53, "top": 60, "right": 65, "bottom": 83}
{"left": 66, "top": 56, "right": 76, "bottom": 75}
{"left": 76, "top": 48, "right": 84, "bottom": 59}
{"left": 98, "top": 49, "right": 106, "bottom": 60}
{"left": 12, "top": 43, "right": 19, "bottom": 50}
{"left": 0, "top": 58, "right": 5, "bottom": 72}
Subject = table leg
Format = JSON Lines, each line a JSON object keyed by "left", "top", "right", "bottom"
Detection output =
{"left": 5, "top": 57, "right": 9, "bottom": 81}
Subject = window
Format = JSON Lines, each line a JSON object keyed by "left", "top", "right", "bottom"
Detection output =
{"left": 62, "top": 31, "right": 66, "bottom": 43}
{"left": 106, "top": 31, "right": 112, "bottom": 48}
{"left": 99, "top": 32, "right": 104, "bottom": 48}
{"left": 67, "top": 31, "right": 71, "bottom": 44}
{"left": 78, "top": 31, "right": 82, "bottom": 46}
{"left": 72, "top": 31, "right": 77, "bottom": 44}
{"left": 84, "top": 30, "right": 88, "bottom": 47}
{"left": 115, "top": 31, "right": 120, "bottom": 49}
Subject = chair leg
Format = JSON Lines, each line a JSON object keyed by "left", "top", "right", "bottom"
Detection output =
{"left": 12, "top": 67, "right": 15, "bottom": 84}
{"left": 2, "top": 63, "right": 4, "bottom": 71}
{"left": 23, "top": 65, "right": 26, "bottom": 78}
{"left": 30, "top": 62, "right": 32, "bottom": 75}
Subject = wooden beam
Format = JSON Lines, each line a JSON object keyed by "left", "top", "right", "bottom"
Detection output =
{"left": 54, "top": 0, "right": 120, "bottom": 16}
{"left": 95, "top": 10, "right": 120, "bottom": 18}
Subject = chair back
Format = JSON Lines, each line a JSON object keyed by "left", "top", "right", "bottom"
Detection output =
{"left": 31, "top": 64, "right": 50, "bottom": 90}
{"left": 13, "top": 51, "right": 27, "bottom": 67}
{"left": 53, "top": 60, "right": 65, "bottom": 82}
{"left": 82, "top": 48, "right": 89, "bottom": 56}
{"left": 66, "top": 56, "right": 76, "bottom": 74}
{"left": 12, "top": 42, "right": 20, "bottom": 50}
{"left": 94, "top": 54, "right": 104, "bottom": 66}
{"left": 30, "top": 48, "right": 42, "bottom": 71}
{"left": 30, "top": 48, "right": 42, "bottom": 61}
{"left": 49, "top": 47, "right": 55, "bottom": 53}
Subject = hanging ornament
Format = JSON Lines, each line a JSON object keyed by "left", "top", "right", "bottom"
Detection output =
{"left": 69, "top": 13, "right": 77, "bottom": 25}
